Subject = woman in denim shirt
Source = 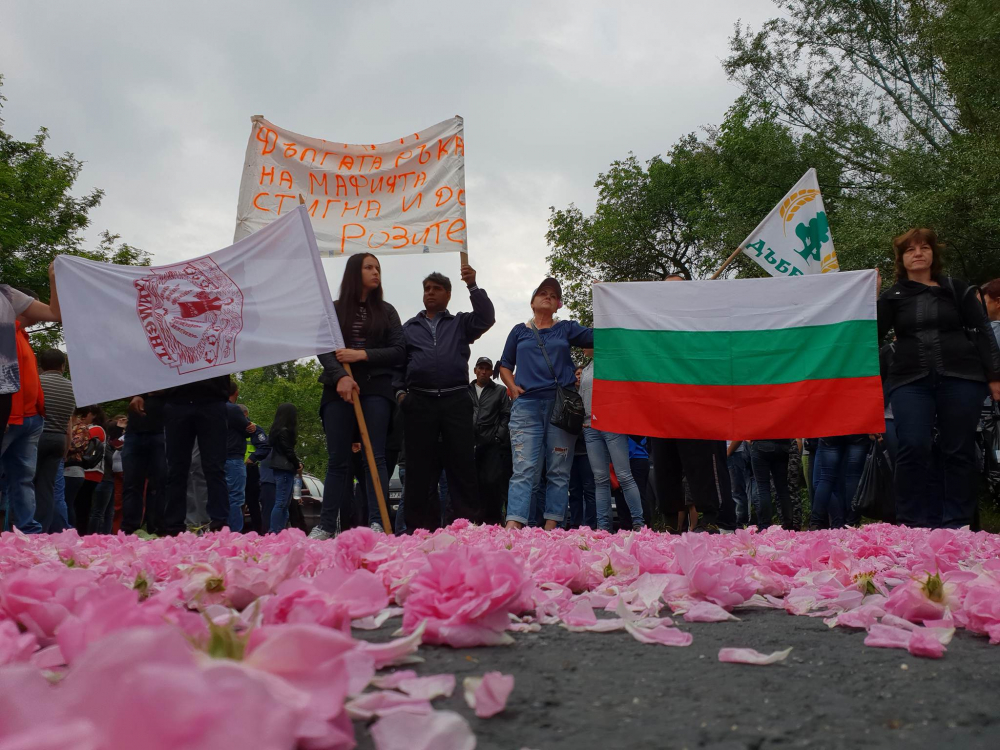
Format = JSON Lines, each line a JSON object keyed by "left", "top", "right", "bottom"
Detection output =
{"left": 498, "top": 278, "right": 593, "bottom": 529}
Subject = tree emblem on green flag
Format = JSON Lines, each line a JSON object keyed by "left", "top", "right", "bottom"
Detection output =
{"left": 794, "top": 211, "right": 830, "bottom": 263}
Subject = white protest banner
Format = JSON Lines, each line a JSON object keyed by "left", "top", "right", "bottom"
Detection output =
{"left": 739, "top": 168, "right": 839, "bottom": 277}
{"left": 56, "top": 206, "right": 343, "bottom": 405}
{"left": 233, "top": 116, "right": 466, "bottom": 257}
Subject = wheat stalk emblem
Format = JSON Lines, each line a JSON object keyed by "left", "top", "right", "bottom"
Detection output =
{"left": 779, "top": 189, "right": 820, "bottom": 236}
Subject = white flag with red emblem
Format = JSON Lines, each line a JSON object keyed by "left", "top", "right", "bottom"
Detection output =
{"left": 55, "top": 206, "right": 343, "bottom": 405}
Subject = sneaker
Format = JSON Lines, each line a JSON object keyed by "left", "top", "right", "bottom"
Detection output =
{"left": 369, "top": 522, "right": 385, "bottom": 534}
{"left": 631, "top": 523, "right": 644, "bottom": 532}
{"left": 308, "top": 526, "right": 333, "bottom": 541}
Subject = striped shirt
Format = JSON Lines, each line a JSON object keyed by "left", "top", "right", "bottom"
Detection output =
{"left": 39, "top": 371, "right": 76, "bottom": 434}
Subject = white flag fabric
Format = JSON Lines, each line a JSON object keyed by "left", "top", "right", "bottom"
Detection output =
{"left": 739, "top": 168, "right": 839, "bottom": 277}
{"left": 234, "top": 116, "right": 466, "bottom": 258}
{"left": 56, "top": 207, "right": 344, "bottom": 405}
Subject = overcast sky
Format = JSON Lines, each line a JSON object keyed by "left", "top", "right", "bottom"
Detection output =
{"left": 2, "top": 0, "right": 777, "bottom": 372}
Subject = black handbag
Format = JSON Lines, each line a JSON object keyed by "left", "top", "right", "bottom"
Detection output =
{"left": 852, "top": 438, "right": 895, "bottom": 523}
{"left": 529, "top": 322, "right": 585, "bottom": 435}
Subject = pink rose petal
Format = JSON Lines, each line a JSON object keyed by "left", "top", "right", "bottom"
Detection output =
{"left": 397, "top": 674, "right": 456, "bottom": 701}
{"left": 346, "top": 691, "right": 434, "bottom": 721}
{"left": 370, "top": 710, "right": 476, "bottom": 750}
{"left": 718, "top": 647, "right": 793, "bottom": 665}
{"left": 682, "top": 601, "right": 741, "bottom": 623}
{"left": 371, "top": 670, "right": 419, "bottom": 690}
{"left": 463, "top": 671, "right": 515, "bottom": 718}
{"left": 864, "top": 623, "right": 913, "bottom": 650}
{"left": 625, "top": 621, "right": 693, "bottom": 647}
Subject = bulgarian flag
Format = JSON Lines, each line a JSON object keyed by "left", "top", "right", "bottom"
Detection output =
{"left": 590, "top": 270, "right": 884, "bottom": 440}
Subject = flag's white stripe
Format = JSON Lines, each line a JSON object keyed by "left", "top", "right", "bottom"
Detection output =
{"left": 593, "top": 270, "right": 876, "bottom": 332}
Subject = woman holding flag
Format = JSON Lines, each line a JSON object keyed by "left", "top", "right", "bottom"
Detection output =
{"left": 311, "top": 253, "right": 405, "bottom": 539}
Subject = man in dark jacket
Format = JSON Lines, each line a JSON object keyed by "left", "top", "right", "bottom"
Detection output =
{"left": 469, "top": 357, "right": 511, "bottom": 525}
{"left": 224, "top": 382, "right": 261, "bottom": 533}
{"left": 396, "top": 265, "right": 495, "bottom": 530}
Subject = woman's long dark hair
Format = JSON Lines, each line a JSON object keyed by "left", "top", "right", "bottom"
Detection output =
{"left": 336, "top": 253, "right": 389, "bottom": 343}
{"left": 269, "top": 402, "right": 298, "bottom": 443}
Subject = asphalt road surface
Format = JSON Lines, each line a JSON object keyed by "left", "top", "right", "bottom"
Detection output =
{"left": 354, "top": 608, "right": 1000, "bottom": 750}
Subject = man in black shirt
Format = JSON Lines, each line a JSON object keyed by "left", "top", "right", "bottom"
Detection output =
{"left": 469, "top": 357, "right": 511, "bottom": 525}
{"left": 396, "top": 265, "right": 494, "bottom": 530}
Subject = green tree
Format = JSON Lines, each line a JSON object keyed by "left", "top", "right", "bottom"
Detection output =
{"left": 236, "top": 361, "right": 327, "bottom": 477}
{"left": 725, "top": 0, "right": 1000, "bottom": 283}
{"left": 546, "top": 102, "right": 850, "bottom": 321}
{"left": 0, "top": 75, "right": 148, "bottom": 347}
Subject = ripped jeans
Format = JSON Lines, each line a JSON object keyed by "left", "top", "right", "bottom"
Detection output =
{"left": 504, "top": 397, "right": 577, "bottom": 525}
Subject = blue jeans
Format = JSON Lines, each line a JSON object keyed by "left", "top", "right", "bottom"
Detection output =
{"left": 505, "top": 398, "right": 577, "bottom": 525}
{"left": 882, "top": 418, "right": 898, "bottom": 466}
{"left": 269, "top": 469, "right": 295, "bottom": 533}
{"left": 584, "top": 427, "right": 644, "bottom": 530}
{"left": 225, "top": 458, "right": 247, "bottom": 532}
{"left": 260, "top": 480, "right": 276, "bottom": 532}
{"left": 890, "top": 374, "right": 986, "bottom": 528}
{"left": 52, "top": 460, "right": 69, "bottom": 532}
{"left": 1, "top": 415, "right": 44, "bottom": 534}
{"left": 809, "top": 439, "right": 868, "bottom": 529}
{"left": 88, "top": 477, "right": 115, "bottom": 534}
{"left": 727, "top": 450, "right": 753, "bottom": 526}
{"left": 567, "top": 452, "right": 596, "bottom": 529}
{"left": 750, "top": 445, "right": 793, "bottom": 530}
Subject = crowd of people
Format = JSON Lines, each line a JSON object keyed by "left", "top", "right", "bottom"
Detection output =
{"left": 1, "top": 228, "right": 999, "bottom": 537}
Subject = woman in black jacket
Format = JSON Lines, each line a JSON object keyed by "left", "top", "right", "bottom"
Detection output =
{"left": 309, "top": 253, "right": 405, "bottom": 539}
{"left": 877, "top": 229, "right": 1000, "bottom": 528}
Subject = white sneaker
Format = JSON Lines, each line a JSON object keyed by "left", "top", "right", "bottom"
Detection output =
{"left": 369, "top": 522, "right": 385, "bottom": 534}
{"left": 308, "top": 526, "right": 333, "bottom": 541}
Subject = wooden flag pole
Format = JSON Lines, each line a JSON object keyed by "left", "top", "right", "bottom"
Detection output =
{"left": 298, "top": 194, "right": 394, "bottom": 535}
{"left": 710, "top": 246, "right": 743, "bottom": 280}
{"left": 343, "top": 363, "right": 394, "bottom": 535}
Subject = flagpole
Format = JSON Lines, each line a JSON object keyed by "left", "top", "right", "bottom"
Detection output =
{"left": 298, "top": 194, "right": 394, "bottom": 536}
{"left": 710, "top": 247, "right": 742, "bottom": 280}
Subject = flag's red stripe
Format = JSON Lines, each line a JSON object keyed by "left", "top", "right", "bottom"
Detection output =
{"left": 590, "top": 377, "right": 886, "bottom": 440}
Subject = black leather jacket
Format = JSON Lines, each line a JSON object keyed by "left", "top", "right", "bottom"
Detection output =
{"left": 318, "top": 301, "right": 406, "bottom": 402}
{"left": 469, "top": 379, "right": 511, "bottom": 448}
{"left": 877, "top": 277, "right": 1000, "bottom": 392}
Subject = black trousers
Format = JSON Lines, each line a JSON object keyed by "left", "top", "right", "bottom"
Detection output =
{"left": 475, "top": 443, "right": 511, "bottom": 526}
{"left": 245, "top": 462, "right": 263, "bottom": 534}
{"left": 163, "top": 400, "right": 228, "bottom": 535}
{"left": 121, "top": 431, "right": 167, "bottom": 535}
{"left": 32, "top": 432, "right": 65, "bottom": 533}
{"left": 651, "top": 438, "right": 736, "bottom": 530}
{"left": 402, "top": 391, "right": 479, "bottom": 531}
{"left": 750, "top": 447, "right": 794, "bottom": 530}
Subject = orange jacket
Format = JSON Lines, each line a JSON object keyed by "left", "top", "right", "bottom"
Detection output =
{"left": 8, "top": 324, "right": 44, "bottom": 425}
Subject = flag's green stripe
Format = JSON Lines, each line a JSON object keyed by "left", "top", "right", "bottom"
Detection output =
{"left": 594, "top": 319, "right": 878, "bottom": 386}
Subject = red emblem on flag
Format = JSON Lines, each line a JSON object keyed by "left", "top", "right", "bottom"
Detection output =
{"left": 134, "top": 258, "right": 244, "bottom": 374}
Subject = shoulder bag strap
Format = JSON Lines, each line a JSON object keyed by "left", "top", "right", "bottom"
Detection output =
{"left": 529, "top": 322, "right": 559, "bottom": 385}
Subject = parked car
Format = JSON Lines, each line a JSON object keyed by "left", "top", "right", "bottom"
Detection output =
{"left": 298, "top": 473, "right": 324, "bottom": 533}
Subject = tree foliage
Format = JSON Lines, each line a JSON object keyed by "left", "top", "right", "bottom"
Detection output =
{"left": 0, "top": 75, "right": 148, "bottom": 347}
{"left": 548, "top": 0, "right": 1000, "bottom": 320}
{"left": 725, "top": 0, "right": 1000, "bottom": 282}
{"left": 236, "top": 361, "right": 327, "bottom": 478}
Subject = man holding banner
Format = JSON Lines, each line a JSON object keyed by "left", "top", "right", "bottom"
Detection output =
{"left": 395, "top": 265, "right": 495, "bottom": 531}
